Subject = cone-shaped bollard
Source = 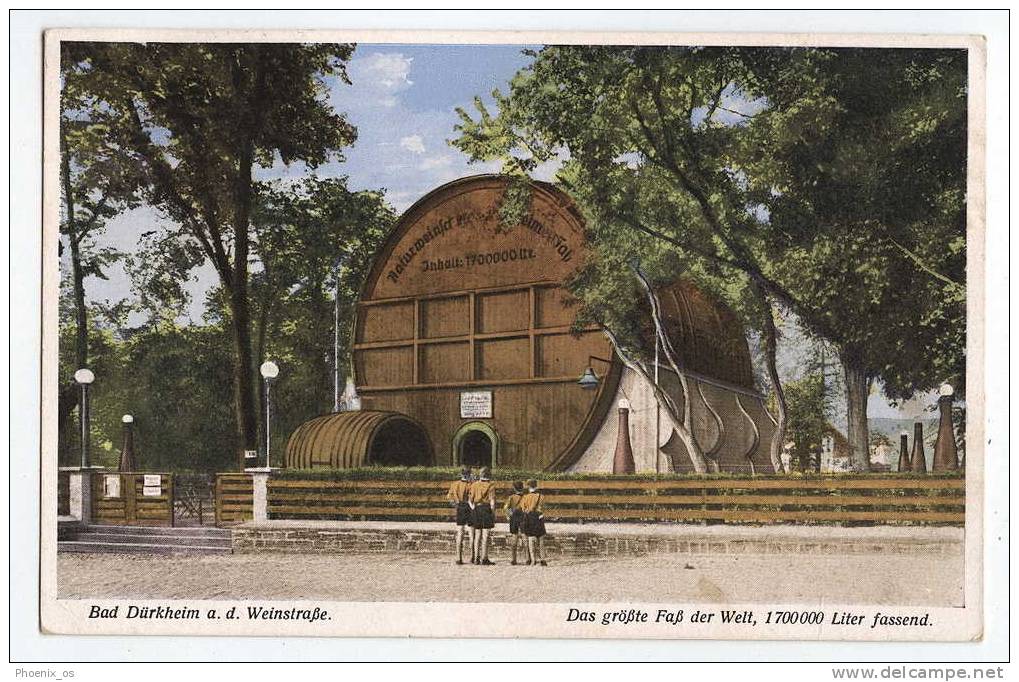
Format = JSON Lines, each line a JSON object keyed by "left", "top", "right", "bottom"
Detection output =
{"left": 613, "top": 399, "right": 636, "bottom": 474}
{"left": 933, "top": 384, "right": 959, "bottom": 471}
{"left": 910, "top": 422, "right": 927, "bottom": 473}
{"left": 898, "top": 432, "right": 910, "bottom": 473}
{"left": 119, "top": 415, "right": 137, "bottom": 472}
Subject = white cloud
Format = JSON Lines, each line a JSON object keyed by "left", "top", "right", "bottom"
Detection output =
{"left": 344, "top": 52, "right": 414, "bottom": 109}
{"left": 399, "top": 135, "right": 425, "bottom": 154}
{"left": 419, "top": 155, "right": 453, "bottom": 170}
{"left": 365, "top": 53, "right": 413, "bottom": 89}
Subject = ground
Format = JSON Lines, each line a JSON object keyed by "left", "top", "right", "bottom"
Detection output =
{"left": 58, "top": 551, "right": 964, "bottom": 606}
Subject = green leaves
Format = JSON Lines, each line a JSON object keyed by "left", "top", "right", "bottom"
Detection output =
{"left": 452, "top": 45, "right": 967, "bottom": 405}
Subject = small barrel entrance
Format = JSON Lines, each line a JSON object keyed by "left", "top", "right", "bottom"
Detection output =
{"left": 368, "top": 417, "right": 432, "bottom": 466}
{"left": 284, "top": 411, "right": 434, "bottom": 469}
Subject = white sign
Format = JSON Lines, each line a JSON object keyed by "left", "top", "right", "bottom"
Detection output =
{"left": 460, "top": 391, "right": 493, "bottom": 419}
{"left": 103, "top": 475, "right": 121, "bottom": 499}
{"left": 143, "top": 474, "right": 162, "bottom": 487}
{"left": 142, "top": 485, "right": 162, "bottom": 497}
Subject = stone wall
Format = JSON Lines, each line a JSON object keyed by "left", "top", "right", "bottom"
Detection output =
{"left": 232, "top": 525, "right": 961, "bottom": 558}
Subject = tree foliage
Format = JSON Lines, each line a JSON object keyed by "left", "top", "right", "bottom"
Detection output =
{"left": 62, "top": 42, "right": 358, "bottom": 467}
{"left": 58, "top": 175, "right": 395, "bottom": 472}
{"left": 452, "top": 45, "right": 967, "bottom": 472}
{"left": 59, "top": 53, "right": 146, "bottom": 433}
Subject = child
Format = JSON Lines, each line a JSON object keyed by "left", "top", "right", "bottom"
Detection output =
{"left": 520, "top": 479, "right": 547, "bottom": 566}
{"left": 503, "top": 481, "right": 528, "bottom": 565}
{"left": 468, "top": 466, "right": 496, "bottom": 565}
{"left": 445, "top": 466, "right": 472, "bottom": 565}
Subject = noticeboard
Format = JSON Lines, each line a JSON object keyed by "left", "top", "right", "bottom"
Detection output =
{"left": 459, "top": 391, "right": 493, "bottom": 419}
{"left": 103, "top": 475, "right": 121, "bottom": 499}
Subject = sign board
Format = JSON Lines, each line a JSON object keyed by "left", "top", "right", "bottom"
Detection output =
{"left": 143, "top": 474, "right": 162, "bottom": 487}
{"left": 103, "top": 475, "right": 121, "bottom": 499}
{"left": 142, "top": 485, "right": 162, "bottom": 497}
{"left": 459, "top": 391, "right": 493, "bottom": 419}
{"left": 244, "top": 449, "right": 258, "bottom": 460}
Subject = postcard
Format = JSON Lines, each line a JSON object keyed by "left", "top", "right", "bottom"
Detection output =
{"left": 40, "top": 27, "right": 985, "bottom": 642}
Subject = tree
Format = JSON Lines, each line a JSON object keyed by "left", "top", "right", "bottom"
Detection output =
{"left": 246, "top": 176, "right": 394, "bottom": 456}
{"left": 63, "top": 42, "right": 358, "bottom": 468}
{"left": 58, "top": 58, "right": 145, "bottom": 436}
{"left": 783, "top": 372, "right": 832, "bottom": 472}
{"left": 739, "top": 48, "right": 967, "bottom": 468}
{"left": 117, "top": 176, "right": 396, "bottom": 468}
{"left": 453, "top": 45, "right": 967, "bottom": 472}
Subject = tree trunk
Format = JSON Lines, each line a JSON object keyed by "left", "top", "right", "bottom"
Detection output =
{"left": 69, "top": 235, "right": 88, "bottom": 371}
{"left": 602, "top": 320, "right": 709, "bottom": 473}
{"left": 756, "top": 287, "right": 787, "bottom": 474}
{"left": 229, "top": 145, "right": 259, "bottom": 470}
{"left": 843, "top": 357, "right": 871, "bottom": 472}
{"left": 659, "top": 374, "right": 710, "bottom": 473}
{"left": 60, "top": 136, "right": 88, "bottom": 436}
{"left": 228, "top": 286, "right": 259, "bottom": 470}
{"left": 629, "top": 268, "right": 714, "bottom": 473}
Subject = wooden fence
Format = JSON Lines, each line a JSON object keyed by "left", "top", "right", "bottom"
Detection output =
{"left": 215, "top": 473, "right": 254, "bottom": 526}
{"left": 263, "top": 475, "right": 965, "bottom": 526}
{"left": 91, "top": 472, "right": 174, "bottom": 526}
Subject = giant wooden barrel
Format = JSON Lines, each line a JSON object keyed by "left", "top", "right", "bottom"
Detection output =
{"left": 350, "top": 175, "right": 621, "bottom": 471}
{"left": 285, "top": 175, "right": 760, "bottom": 472}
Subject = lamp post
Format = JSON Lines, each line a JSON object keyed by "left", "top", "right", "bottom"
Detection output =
{"left": 119, "top": 414, "right": 137, "bottom": 472}
{"left": 260, "top": 361, "right": 280, "bottom": 470}
{"left": 933, "top": 383, "right": 959, "bottom": 471}
{"left": 333, "top": 259, "right": 343, "bottom": 413}
{"left": 654, "top": 335, "right": 661, "bottom": 475}
{"left": 74, "top": 368, "right": 95, "bottom": 469}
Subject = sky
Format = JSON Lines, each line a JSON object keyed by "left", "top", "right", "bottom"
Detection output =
{"left": 87, "top": 44, "right": 538, "bottom": 323}
{"left": 76, "top": 43, "right": 933, "bottom": 424}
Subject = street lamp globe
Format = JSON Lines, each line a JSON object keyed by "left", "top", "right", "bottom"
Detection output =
{"left": 260, "top": 361, "right": 280, "bottom": 380}
{"left": 122, "top": 414, "right": 134, "bottom": 424}
{"left": 939, "top": 383, "right": 954, "bottom": 397}
{"left": 74, "top": 368, "right": 95, "bottom": 385}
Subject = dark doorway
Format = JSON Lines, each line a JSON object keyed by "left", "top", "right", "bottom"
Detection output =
{"left": 369, "top": 418, "right": 433, "bottom": 466}
{"left": 459, "top": 430, "right": 493, "bottom": 468}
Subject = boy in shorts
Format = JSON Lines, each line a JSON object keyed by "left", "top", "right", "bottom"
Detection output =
{"left": 503, "top": 480, "right": 528, "bottom": 565}
{"left": 445, "top": 466, "right": 472, "bottom": 565}
{"left": 520, "top": 479, "right": 548, "bottom": 566}
{"left": 468, "top": 466, "right": 496, "bottom": 565}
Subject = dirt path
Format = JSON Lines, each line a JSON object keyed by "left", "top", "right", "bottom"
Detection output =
{"left": 58, "top": 551, "right": 963, "bottom": 606}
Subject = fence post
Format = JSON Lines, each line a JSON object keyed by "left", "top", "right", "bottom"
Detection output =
{"left": 124, "top": 473, "right": 138, "bottom": 524}
{"left": 67, "top": 469, "right": 93, "bottom": 524}
{"left": 251, "top": 470, "right": 269, "bottom": 523}
{"left": 167, "top": 474, "right": 175, "bottom": 527}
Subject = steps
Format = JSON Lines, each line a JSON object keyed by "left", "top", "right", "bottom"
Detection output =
{"left": 59, "top": 524, "right": 232, "bottom": 555}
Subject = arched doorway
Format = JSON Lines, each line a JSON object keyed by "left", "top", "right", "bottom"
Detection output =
{"left": 368, "top": 416, "right": 433, "bottom": 466}
{"left": 452, "top": 422, "right": 499, "bottom": 468}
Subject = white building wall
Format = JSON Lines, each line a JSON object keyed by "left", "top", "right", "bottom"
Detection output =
{"left": 569, "top": 367, "right": 673, "bottom": 473}
{"left": 570, "top": 366, "right": 776, "bottom": 474}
